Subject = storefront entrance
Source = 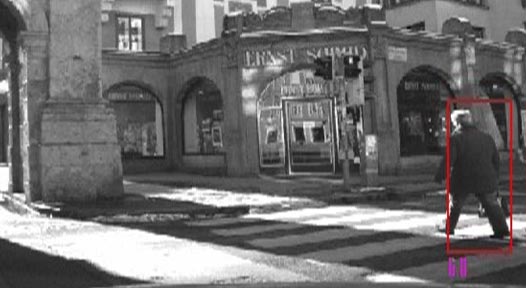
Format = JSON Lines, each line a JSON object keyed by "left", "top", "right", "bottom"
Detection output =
{"left": 258, "top": 69, "right": 336, "bottom": 174}
{"left": 284, "top": 99, "right": 335, "bottom": 173}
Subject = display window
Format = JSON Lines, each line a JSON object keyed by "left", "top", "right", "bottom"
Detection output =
{"left": 183, "top": 80, "right": 224, "bottom": 155}
{"left": 106, "top": 85, "right": 165, "bottom": 158}
{"left": 480, "top": 77, "right": 520, "bottom": 150}
{"left": 397, "top": 70, "right": 453, "bottom": 156}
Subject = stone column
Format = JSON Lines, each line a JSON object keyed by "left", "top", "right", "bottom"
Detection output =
{"left": 20, "top": 31, "right": 49, "bottom": 202}
{"left": 40, "top": 0, "right": 123, "bottom": 202}
{"left": 369, "top": 32, "right": 398, "bottom": 175}
{"left": 6, "top": 41, "right": 23, "bottom": 194}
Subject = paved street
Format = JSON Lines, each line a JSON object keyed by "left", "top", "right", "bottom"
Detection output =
{"left": 3, "top": 180, "right": 526, "bottom": 287}
{"left": 115, "top": 197, "right": 526, "bottom": 286}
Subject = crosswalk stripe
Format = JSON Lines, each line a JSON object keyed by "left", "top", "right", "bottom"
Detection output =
{"left": 245, "top": 206, "right": 362, "bottom": 222}
{"left": 298, "top": 236, "right": 444, "bottom": 262}
{"left": 302, "top": 210, "right": 427, "bottom": 226}
{"left": 186, "top": 217, "right": 261, "bottom": 227}
{"left": 353, "top": 214, "right": 474, "bottom": 231}
{"left": 247, "top": 228, "right": 378, "bottom": 249}
{"left": 212, "top": 223, "right": 304, "bottom": 236}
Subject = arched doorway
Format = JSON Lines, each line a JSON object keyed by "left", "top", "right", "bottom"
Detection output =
{"left": 104, "top": 83, "right": 165, "bottom": 158}
{"left": 397, "top": 67, "right": 455, "bottom": 157}
{"left": 258, "top": 69, "right": 339, "bottom": 174}
{"left": 0, "top": 0, "right": 27, "bottom": 193}
{"left": 180, "top": 77, "right": 226, "bottom": 171}
{"left": 479, "top": 74, "right": 522, "bottom": 150}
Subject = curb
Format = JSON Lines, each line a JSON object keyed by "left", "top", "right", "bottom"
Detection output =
{"left": 0, "top": 192, "right": 40, "bottom": 216}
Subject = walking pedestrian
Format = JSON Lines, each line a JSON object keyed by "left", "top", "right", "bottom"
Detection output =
{"left": 434, "top": 109, "right": 509, "bottom": 239}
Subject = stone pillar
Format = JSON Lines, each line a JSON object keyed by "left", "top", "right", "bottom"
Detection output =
{"left": 20, "top": 31, "right": 49, "bottom": 202}
{"left": 369, "top": 32, "right": 399, "bottom": 175}
{"left": 40, "top": 0, "right": 123, "bottom": 202}
{"left": 6, "top": 41, "right": 23, "bottom": 194}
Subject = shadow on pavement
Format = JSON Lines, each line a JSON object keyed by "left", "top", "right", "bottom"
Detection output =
{"left": 0, "top": 238, "right": 145, "bottom": 288}
{"left": 108, "top": 217, "right": 509, "bottom": 282}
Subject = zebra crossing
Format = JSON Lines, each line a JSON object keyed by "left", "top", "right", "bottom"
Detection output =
{"left": 183, "top": 205, "right": 526, "bottom": 284}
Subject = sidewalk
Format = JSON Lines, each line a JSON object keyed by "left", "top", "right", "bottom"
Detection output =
{"left": 2, "top": 156, "right": 525, "bottom": 221}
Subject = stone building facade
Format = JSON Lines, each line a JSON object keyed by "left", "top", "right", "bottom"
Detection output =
{"left": 102, "top": 3, "right": 526, "bottom": 177}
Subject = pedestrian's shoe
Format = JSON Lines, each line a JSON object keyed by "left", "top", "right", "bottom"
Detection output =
{"left": 437, "top": 226, "right": 454, "bottom": 235}
{"left": 490, "top": 231, "right": 510, "bottom": 239}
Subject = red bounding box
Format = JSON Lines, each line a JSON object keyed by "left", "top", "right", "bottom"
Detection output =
{"left": 445, "top": 97, "right": 513, "bottom": 256}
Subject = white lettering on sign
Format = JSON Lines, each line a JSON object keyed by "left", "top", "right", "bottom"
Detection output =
{"left": 244, "top": 45, "right": 368, "bottom": 67}
{"left": 280, "top": 83, "right": 328, "bottom": 96}
{"left": 403, "top": 81, "right": 441, "bottom": 91}
{"left": 388, "top": 46, "right": 407, "bottom": 62}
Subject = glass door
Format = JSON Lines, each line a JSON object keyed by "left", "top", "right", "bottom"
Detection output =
{"left": 285, "top": 99, "right": 334, "bottom": 173}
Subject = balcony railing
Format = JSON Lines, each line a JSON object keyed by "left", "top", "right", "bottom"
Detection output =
{"left": 385, "top": 0, "right": 488, "bottom": 9}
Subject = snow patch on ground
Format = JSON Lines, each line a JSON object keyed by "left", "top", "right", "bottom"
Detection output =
{"left": 150, "top": 187, "right": 323, "bottom": 209}
{"left": 366, "top": 273, "right": 429, "bottom": 284}
{"left": 0, "top": 206, "right": 311, "bottom": 284}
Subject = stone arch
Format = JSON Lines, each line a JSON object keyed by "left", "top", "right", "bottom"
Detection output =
{"left": 0, "top": 0, "right": 31, "bottom": 194}
{"left": 479, "top": 72, "right": 524, "bottom": 150}
{"left": 396, "top": 65, "right": 456, "bottom": 157}
{"left": 104, "top": 81, "right": 166, "bottom": 159}
{"left": 177, "top": 76, "right": 225, "bottom": 161}
{"left": 0, "top": 0, "right": 29, "bottom": 37}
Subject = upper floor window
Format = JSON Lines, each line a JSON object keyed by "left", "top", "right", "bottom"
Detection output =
{"left": 117, "top": 16, "right": 144, "bottom": 51}
{"left": 228, "top": 1, "right": 254, "bottom": 13}
{"left": 405, "top": 21, "right": 425, "bottom": 31}
{"left": 473, "top": 26, "right": 485, "bottom": 38}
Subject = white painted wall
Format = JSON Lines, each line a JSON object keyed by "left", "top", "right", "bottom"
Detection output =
{"left": 487, "top": 0, "right": 526, "bottom": 42}
{"left": 195, "top": 0, "right": 216, "bottom": 44}
{"left": 386, "top": 0, "right": 438, "bottom": 30}
{"left": 173, "top": 0, "right": 183, "bottom": 34}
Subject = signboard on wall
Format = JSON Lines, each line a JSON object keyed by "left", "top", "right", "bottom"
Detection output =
{"left": 388, "top": 46, "right": 407, "bottom": 62}
{"left": 244, "top": 44, "right": 368, "bottom": 67}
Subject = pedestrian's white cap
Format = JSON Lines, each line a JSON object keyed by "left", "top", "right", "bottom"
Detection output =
{"left": 451, "top": 109, "right": 473, "bottom": 126}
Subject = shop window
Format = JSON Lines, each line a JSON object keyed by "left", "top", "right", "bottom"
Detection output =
{"left": 312, "top": 126, "right": 325, "bottom": 143}
{"left": 117, "top": 16, "right": 144, "bottom": 51}
{"left": 183, "top": 82, "right": 224, "bottom": 155}
{"left": 106, "top": 85, "right": 164, "bottom": 158}
{"left": 293, "top": 126, "right": 306, "bottom": 143}
{"left": 397, "top": 70, "right": 453, "bottom": 156}
{"left": 472, "top": 26, "right": 485, "bottom": 39}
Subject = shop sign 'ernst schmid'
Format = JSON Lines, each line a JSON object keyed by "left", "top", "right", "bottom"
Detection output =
{"left": 244, "top": 44, "right": 368, "bottom": 68}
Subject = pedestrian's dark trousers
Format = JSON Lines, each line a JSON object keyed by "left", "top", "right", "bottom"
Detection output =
{"left": 450, "top": 191, "right": 509, "bottom": 235}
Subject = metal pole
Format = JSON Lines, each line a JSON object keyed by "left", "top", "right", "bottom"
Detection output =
{"left": 340, "top": 78, "right": 351, "bottom": 190}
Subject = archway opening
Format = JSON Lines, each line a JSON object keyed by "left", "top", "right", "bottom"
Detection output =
{"left": 479, "top": 75, "right": 522, "bottom": 150}
{"left": 258, "top": 69, "right": 341, "bottom": 174}
{"left": 105, "top": 84, "right": 165, "bottom": 159}
{"left": 181, "top": 78, "right": 225, "bottom": 166}
{"left": 0, "top": 0, "right": 27, "bottom": 193}
{"left": 397, "top": 67, "right": 454, "bottom": 157}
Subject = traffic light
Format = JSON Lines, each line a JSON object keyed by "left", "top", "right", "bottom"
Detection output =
{"left": 314, "top": 56, "right": 333, "bottom": 80}
{"left": 344, "top": 55, "right": 362, "bottom": 79}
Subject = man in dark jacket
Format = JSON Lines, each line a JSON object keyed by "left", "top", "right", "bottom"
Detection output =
{"left": 435, "top": 109, "right": 509, "bottom": 239}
